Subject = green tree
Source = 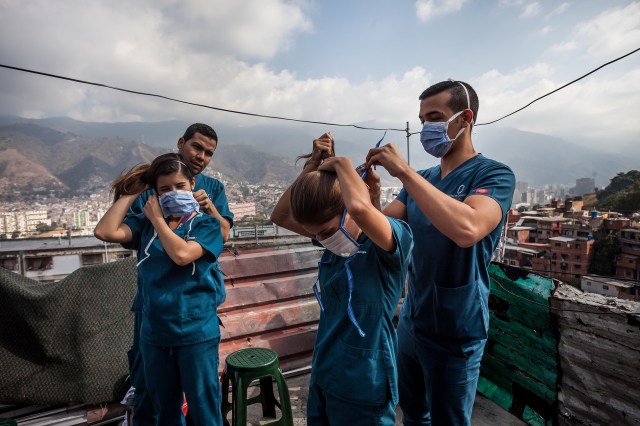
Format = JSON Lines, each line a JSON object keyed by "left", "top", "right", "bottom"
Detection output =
{"left": 35, "top": 222, "right": 55, "bottom": 233}
{"left": 597, "top": 171, "right": 640, "bottom": 216}
{"left": 588, "top": 231, "right": 621, "bottom": 276}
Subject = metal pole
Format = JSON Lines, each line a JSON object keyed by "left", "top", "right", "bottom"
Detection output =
{"left": 406, "top": 121, "right": 411, "bottom": 167}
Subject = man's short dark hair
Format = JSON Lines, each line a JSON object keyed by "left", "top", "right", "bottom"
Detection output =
{"left": 182, "top": 123, "right": 218, "bottom": 143}
{"left": 419, "top": 80, "right": 479, "bottom": 127}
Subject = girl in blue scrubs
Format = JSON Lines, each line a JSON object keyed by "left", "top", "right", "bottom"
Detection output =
{"left": 95, "top": 153, "right": 225, "bottom": 425}
{"left": 271, "top": 133, "right": 413, "bottom": 425}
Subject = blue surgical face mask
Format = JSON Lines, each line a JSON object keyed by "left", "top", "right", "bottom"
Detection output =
{"left": 158, "top": 190, "right": 200, "bottom": 218}
{"left": 419, "top": 110, "right": 465, "bottom": 158}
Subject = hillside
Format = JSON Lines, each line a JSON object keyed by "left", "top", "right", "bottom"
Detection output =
{"left": 0, "top": 116, "right": 637, "bottom": 192}
{"left": 0, "top": 120, "right": 299, "bottom": 196}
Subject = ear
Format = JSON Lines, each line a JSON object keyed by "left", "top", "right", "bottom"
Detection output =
{"left": 462, "top": 109, "right": 474, "bottom": 127}
{"left": 177, "top": 137, "right": 186, "bottom": 151}
{"left": 190, "top": 177, "right": 196, "bottom": 190}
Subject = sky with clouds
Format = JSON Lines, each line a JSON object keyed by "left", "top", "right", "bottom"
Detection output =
{"left": 0, "top": 0, "right": 638, "bottom": 153}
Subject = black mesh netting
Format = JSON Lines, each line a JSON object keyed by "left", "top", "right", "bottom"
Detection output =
{"left": 0, "top": 257, "right": 137, "bottom": 405}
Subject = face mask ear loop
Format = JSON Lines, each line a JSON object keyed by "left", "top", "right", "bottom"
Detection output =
{"left": 345, "top": 256, "right": 366, "bottom": 337}
{"left": 339, "top": 209, "right": 360, "bottom": 247}
{"left": 455, "top": 80, "right": 474, "bottom": 127}
{"left": 457, "top": 81, "right": 470, "bottom": 109}
{"left": 312, "top": 261, "right": 325, "bottom": 312}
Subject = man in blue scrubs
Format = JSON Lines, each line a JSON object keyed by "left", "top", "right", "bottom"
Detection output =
{"left": 366, "top": 81, "right": 515, "bottom": 425}
{"left": 127, "top": 123, "right": 234, "bottom": 425}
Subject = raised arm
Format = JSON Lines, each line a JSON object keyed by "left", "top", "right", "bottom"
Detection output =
{"left": 366, "top": 143, "right": 504, "bottom": 248}
{"left": 193, "top": 191, "right": 231, "bottom": 242}
{"left": 270, "top": 132, "right": 334, "bottom": 237}
{"left": 319, "top": 157, "right": 395, "bottom": 252}
{"left": 143, "top": 194, "right": 208, "bottom": 266}
{"left": 94, "top": 194, "right": 138, "bottom": 243}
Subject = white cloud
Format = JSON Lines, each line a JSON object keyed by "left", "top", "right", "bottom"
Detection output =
{"left": 546, "top": 2, "right": 640, "bottom": 60}
{"left": 474, "top": 65, "right": 640, "bottom": 144}
{"left": 0, "top": 0, "right": 313, "bottom": 122}
{"left": 162, "top": 0, "right": 312, "bottom": 59}
{"left": 545, "top": 2, "right": 571, "bottom": 20}
{"left": 415, "top": 0, "right": 469, "bottom": 22}
{"left": 520, "top": 2, "right": 540, "bottom": 18}
{"left": 549, "top": 41, "right": 577, "bottom": 53}
{"left": 574, "top": 2, "right": 640, "bottom": 60}
{"left": 0, "top": 0, "right": 637, "bottom": 155}
{"left": 499, "top": 0, "right": 525, "bottom": 6}
{"left": 538, "top": 25, "right": 552, "bottom": 36}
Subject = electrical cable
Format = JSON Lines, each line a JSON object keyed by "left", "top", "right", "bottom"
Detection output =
{"left": 0, "top": 63, "right": 405, "bottom": 133}
{"left": 406, "top": 46, "right": 640, "bottom": 134}
{"left": 2, "top": 46, "right": 638, "bottom": 135}
{"left": 475, "top": 46, "right": 640, "bottom": 126}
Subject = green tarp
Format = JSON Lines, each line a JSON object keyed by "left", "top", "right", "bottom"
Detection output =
{"left": 0, "top": 258, "right": 136, "bottom": 405}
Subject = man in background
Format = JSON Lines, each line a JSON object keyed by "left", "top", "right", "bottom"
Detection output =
{"left": 126, "top": 123, "right": 234, "bottom": 425}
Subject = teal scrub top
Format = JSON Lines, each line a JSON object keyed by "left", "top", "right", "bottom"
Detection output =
{"left": 123, "top": 212, "right": 225, "bottom": 346}
{"left": 310, "top": 217, "right": 413, "bottom": 406}
{"left": 396, "top": 154, "right": 515, "bottom": 341}
{"left": 126, "top": 173, "right": 234, "bottom": 313}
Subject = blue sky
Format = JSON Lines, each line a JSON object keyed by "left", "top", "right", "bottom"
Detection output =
{"left": 0, "top": 0, "right": 638, "bottom": 152}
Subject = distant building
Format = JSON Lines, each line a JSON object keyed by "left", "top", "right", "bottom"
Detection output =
{"left": 564, "top": 199, "right": 584, "bottom": 212}
{"left": 0, "top": 237, "right": 132, "bottom": 283}
{"left": 546, "top": 236, "right": 595, "bottom": 284}
{"left": 561, "top": 223, "right": 593, "bottom": 241}
{"left": 229, "top": 202, "right": 257, "bottom": 219}
{"left": 616, "top": 228, "right": 640, "bottom": 281}
{"left": 0, "top": 210, "right": 51, "bottom": 236}
{"left": 530, "top": 217, "right": 570, "bottom": 243}
{"left": 571, "top": 178, "right": 596, "bottom": 196}
{"left": 73, "top": 210, "right": 90, "bottom": 229}
{"left": 503, "top": 244, "right": 544, "bottom": 269}
{"left": 506, "top": 225, "right": 536, "bottom": 245}
{"left": 581, "top": 275, "right": 640, "bottom": 301}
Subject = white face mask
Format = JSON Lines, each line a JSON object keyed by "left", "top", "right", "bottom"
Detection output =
{"left": 317, "top": 211, "right": 360, "bottom": 257}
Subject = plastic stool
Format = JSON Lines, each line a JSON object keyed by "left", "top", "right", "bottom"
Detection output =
{"left": 221, "top": 347, "right": 293, "bottom": 426}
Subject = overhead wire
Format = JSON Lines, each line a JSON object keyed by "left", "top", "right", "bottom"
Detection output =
{"left": 405, "top": 46, "right": 640, "bottom": 135}
{"left": 1, "top": 45, "right": 638, "bottom": 136}
{"left": 0, "top": 63, "right": 405, "bottom": 133}
{"left": 1, "top": 56, "right": 639, "bottom": 312}
{"left": 475, "top": 46, "right": 640, "bottom": 126}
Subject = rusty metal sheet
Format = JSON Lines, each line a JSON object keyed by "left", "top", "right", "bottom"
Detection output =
{"left": 217, "top": 242, "right": 323, "bottom": 373}
{"left": 221, "top": 273, "right": 317, "bottom": 312}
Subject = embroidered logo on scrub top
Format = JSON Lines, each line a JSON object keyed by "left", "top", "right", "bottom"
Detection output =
{"left": 449, "top": 184, "right": 467, "bottom": 200}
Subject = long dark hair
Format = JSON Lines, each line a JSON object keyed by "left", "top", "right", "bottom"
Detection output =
{"left": 111, "top": 153, "right": 194, "bottom": 202}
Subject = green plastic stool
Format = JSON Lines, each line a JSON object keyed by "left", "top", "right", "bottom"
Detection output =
{"left": 221, "top": 347, "right": 293, "bottom": 426}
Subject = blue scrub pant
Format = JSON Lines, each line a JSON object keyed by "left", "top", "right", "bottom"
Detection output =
{"left": 140, "top": 337, "right": 223, "bottom": 426}
{"left": 128, "top": 312, "right": 157, "bottom": 426}
{"left": 307, "top": 381, "right": 396, "bottom": 426}
{"left": 396, "top": 317, "right": 486, "bottom": 426}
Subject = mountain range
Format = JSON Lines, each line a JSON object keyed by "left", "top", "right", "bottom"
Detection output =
{"left": 0, "top": 116, "right": 636, "bottom": 196}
